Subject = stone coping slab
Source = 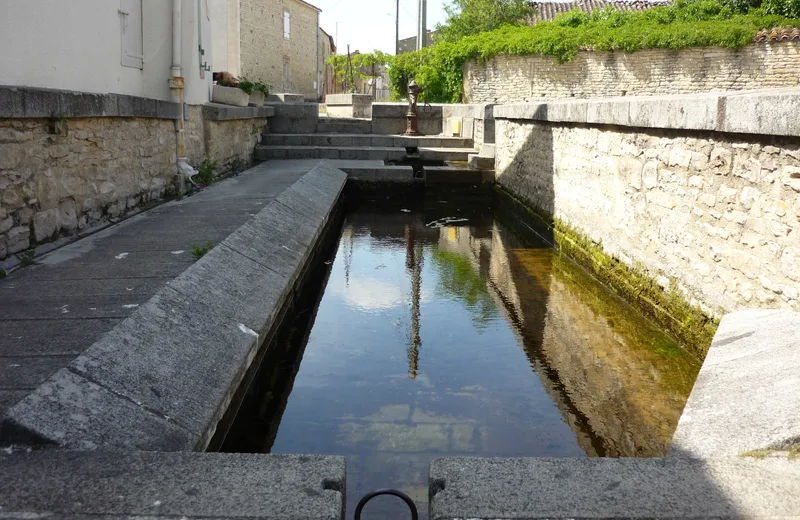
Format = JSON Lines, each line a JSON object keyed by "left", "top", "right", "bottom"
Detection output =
{"left": 202, "top": 103, "right": 275, "bottom": 120}
{"left": 671, "top": 310, "right": 800, "bottom": 458}
{"left": 325, "top": 93, "right": 373, "bottom": 106}
{"left": 493, "top": 87, "right": 800, "bottom": 137}
{"left": 1, "top": 163, "right": 347, "bottom": 451}
{"left": 0, "top": 85, "right": 183, "bottom": 120}
{"left": 430, "top": 456, "right": 800, "bottom": 519}
{"left": 0, "top": 451, "right": 345, "bottom": 520}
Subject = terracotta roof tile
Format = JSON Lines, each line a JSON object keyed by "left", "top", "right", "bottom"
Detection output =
{"left": 529, "top": 0, "right": 671, "bottom": 23}
{"left": 754, "top": 27, "right": 800, "bottom": 41}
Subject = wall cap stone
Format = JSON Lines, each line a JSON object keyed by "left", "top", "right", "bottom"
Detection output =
{"left": 430, "top": 456, "right": 800, "bottom": 519}
{"left": 325, "top": 93, "right": 373, "bottom": 106}
{"left": 202, "top": 103, "right": 275, "bottom": 121}
{"left": 0, "top": 451, "right": 346, "bottom": 519}
{"left": 0, "top": 85, "right": 183, "bottom": 120}
{"left": 493, "top": 88, "right": 800, "bottom": 137}
{"left": 670, "top": 310, "right": 800, "bottom": 458}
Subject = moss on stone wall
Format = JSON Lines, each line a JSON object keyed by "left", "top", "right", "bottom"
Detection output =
{"left": 495, "top": 184, "right": 719, "bottom": 358}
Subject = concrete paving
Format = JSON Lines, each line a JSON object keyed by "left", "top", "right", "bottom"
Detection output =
{"left": 0, "top": 450, "right": 345, "bottom": 519}
{"left": 671, "top": 309, "right": 800, "bottom": 457}
{"left": 0, "top": 161, "right": 317, "bottom": 429}
{"left": 1, "top": 162, "right": 347, "bottom": 451}
{"left": 429, "top": 456, "right": 800, "bottom": 519}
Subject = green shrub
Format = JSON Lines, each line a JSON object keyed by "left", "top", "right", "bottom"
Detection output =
{"left": 253, "top": 81, "right": 271, "bottom": 95}
{"left": 763, "top": 0, "right": 800, "bottom": 17}
{"left": 237, "top": 80, "right": 255, "bottom": 95}
{"left": 196, "top": 158, "right": 218, "bottom": 186}
{"left": 388, "top": 0, "right": 799, "bottom": 102}
{"left": 436, "top": 0, "right": 535, "bottom": 42}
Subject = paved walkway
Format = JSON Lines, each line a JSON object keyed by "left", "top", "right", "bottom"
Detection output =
{"left": 0, "top": 161, "right": 315, "bottom": 421}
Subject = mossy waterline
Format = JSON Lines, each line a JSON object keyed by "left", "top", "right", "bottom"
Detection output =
{"left": 494, "top": 184, "right": 719, "bottom": 358}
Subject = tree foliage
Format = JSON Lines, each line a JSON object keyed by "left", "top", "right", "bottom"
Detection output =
{"left": 327, "top": 51, "right": 390, "bottom": 93}
{"left": 436, "top": 0, "right": 535, "bottom": 42}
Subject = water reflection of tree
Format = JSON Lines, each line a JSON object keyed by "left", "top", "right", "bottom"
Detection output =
{"left": 406, "top": 225, "right": 423, "bottom": 379}
{"left": 430, "top": 247, "right": 499, "bottom": 329}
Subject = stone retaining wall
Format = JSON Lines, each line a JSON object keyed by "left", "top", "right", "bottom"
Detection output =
{"left": 465, "top": 42, "right": 800, "bottom": 104}
{"left": 0, "top": 87, "right": 272, "bottom": 261}
{"left": 494, "top": 90, "right": 800, "bottom": 326}
{"left": 0, "top": 117, "right": 175, "bottom": 260}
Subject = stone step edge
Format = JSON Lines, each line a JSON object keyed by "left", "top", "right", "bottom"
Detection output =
{"left": 256, "top": 145, "right": 479, "bottom": 153}
{"left": 264, "top": 133, "right": 474, "bottom": 140}
{"left": 0, "top": 162, "right": 348, "bottom": 452}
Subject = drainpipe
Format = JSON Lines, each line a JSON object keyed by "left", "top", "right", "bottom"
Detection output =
{"left": 169, "top": 0, "right": 198, "bottom": 193}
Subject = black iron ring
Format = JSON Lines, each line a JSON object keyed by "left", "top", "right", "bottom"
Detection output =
{"left": 354, "top": 489, "right": 419, "bottom": 520}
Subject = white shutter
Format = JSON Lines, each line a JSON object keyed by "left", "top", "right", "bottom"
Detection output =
{"left": 284, "top": 11, "right": 291, "bottom": 39}
{"left": 120, "top": 0, "right": 144, "bottom": 69}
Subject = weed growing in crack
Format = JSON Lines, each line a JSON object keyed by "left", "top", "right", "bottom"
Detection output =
{"left": 192, "top": 241, "right": 215, "bottom": 260}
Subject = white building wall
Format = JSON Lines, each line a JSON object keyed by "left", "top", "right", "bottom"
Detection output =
{"left": 210, "top": 0, "right": 230, "bottom": 74}
{"left": 0, "top": 0, "right": 212, "bottom": 104}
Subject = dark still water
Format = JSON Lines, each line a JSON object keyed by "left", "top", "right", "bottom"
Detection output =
{"left": 224, "top": 194, "right": 701, "bottom": 519}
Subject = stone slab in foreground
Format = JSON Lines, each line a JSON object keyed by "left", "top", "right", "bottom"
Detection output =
{"left": 1, "top": 163, "right": 347, "bottom": 451}
{"left": 0, "top": 451, "right": 345, "bottom": 520}
{"left": 671, "top": 310, "right": 800, "bottom": 458}
{"left": 430, "top": 457, "right": 800, "bottom": 519}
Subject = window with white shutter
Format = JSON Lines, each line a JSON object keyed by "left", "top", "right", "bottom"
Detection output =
{"left": 284, "top": 11, "right": 291, "bottom": 39}
{"left": 120, "top": 0, "right": 144, "bottom": 69}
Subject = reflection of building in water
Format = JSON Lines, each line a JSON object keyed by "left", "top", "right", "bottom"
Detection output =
{"left": 435, "top": 221, "right": 698, "bottom": 457}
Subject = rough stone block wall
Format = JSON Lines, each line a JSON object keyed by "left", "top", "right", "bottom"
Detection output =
{"left": 496, "top": 119, "right": 800, "bottom": 317}
{"left": 204, "top": 118, "right": 267, "bottom": 168}
{"left": 465, "top": 43, "right": 800, "bottom": 103}
{"left": 0, "top": 109, "right": 268, "bottom": 260}
{"left": 240, "top": 0, "right": 319, "bottom": 98}
{"left": 0, "top": 117, "right": 174, "bottom": 260}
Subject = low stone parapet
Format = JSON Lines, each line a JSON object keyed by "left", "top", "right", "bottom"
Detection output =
{"left": 0, "top": 163, "right": 347, "bottom": 451}
{"left": 325, "top": 93, "right": 373, "bottom": 119}
{"left": 0, "top": 87, "right": 275, "bottom": 262}
{"left": 493, "top": 88, "right": 800, "bottom": 349}
{"left": 671, "top": 310, "right": 800, "bottom": 458}
{"left": 430, "top": 456, "right": 800, "bottom": 518}
{"left": 0, "top": 451, "right": 346, "bottom": 519}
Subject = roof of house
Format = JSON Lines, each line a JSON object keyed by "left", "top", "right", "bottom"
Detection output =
{"left": 320, "top": 27, "right": 336, "bottom": 52}
{"left": 529, "top": 0, "right": 671, "bottom": 23}
{"left": 290, "top": 0, "right": 322, "bottom": 13}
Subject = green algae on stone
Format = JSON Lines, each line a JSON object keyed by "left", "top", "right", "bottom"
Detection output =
{"left": 495, "top": 184, "right": 719, "bottom": 358}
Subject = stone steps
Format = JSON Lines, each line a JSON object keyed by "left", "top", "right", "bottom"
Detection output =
{"left": 467, "top": 154, "right": 495, "bottom": 170}
{"left": 426, "top": 165, "right": 495, "bottom": 184}
{"left": 261, "top": 133, "right": 474, "bottom": 149}
{"left": 316, "top": 119, "right": 373, "bottom": 134}
{"left": 339, "top": 162, "right": 493, "bottom": 184}
{"left": 255, "top": 145, "right": 477, "bottom": 162}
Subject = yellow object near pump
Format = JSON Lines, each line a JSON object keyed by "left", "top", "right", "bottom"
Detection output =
{"left": 451, "top": 118, "right": 462, "bottom": 136}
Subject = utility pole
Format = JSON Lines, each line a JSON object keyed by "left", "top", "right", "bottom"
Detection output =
{"left": 416, "top": 0, "right": 427, "bottom": 51}
{"left": 396, "top": 0, "right": 400, "bottom": 55}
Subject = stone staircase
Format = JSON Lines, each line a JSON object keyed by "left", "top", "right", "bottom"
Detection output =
{"left": 255, "top": 116, "right": 495, "bottom": 183}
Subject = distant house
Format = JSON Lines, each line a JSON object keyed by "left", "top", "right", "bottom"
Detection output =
{"left": 211, "top": 0, "right": 324, "bottom": 99}
{"left": 396, "top": 30, "right": 439, "bottom": 55}
{"left": 319, "top": 28, "right": 337, "bottom": 100}
{"left": 528, "top": 0, "right": 671, "bottom": 24}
